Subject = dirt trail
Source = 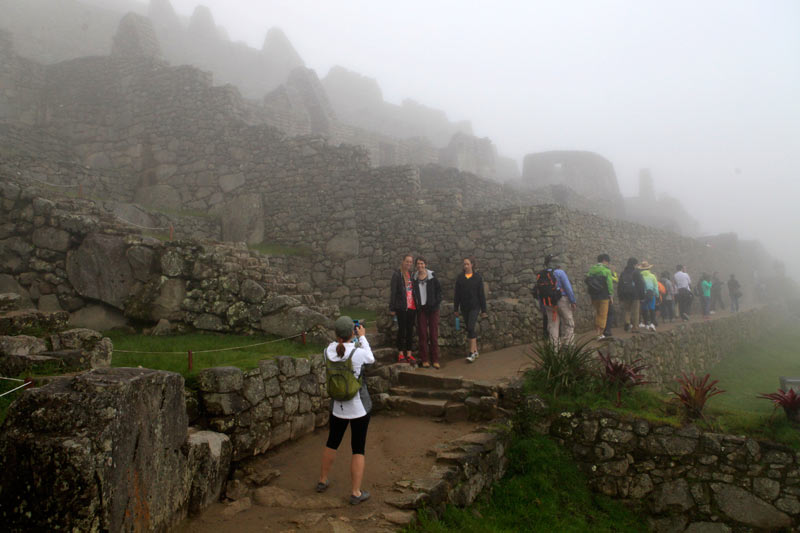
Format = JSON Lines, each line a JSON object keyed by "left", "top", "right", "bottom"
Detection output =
{"left": 179, "top": 415, "right": 477, "bottom": 533}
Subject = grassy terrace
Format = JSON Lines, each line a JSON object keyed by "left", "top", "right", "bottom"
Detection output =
{"left": 106, "top": 331, "right": 323, "bottom": 378}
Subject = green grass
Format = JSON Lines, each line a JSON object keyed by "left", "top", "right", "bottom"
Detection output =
{"left": 340, "top": 306, "right": 378, "bottom": 328}
{"left": 248, "top": 242, "right": 312, "bottom": 257}
{"left": 408, "top": 434, "right": 646, "bottom": 533}
{"left": 105, "top": 331, "right": 323, "bottom": 378}
{"left": 704, "top": 324, "right": 800, "bottom": 445}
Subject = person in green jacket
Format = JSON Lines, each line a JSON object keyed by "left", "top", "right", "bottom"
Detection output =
{"left": 585, "top": 254, "right": 614, "bottom": 339}
{"left": 701, "top": 273, "right": 713, "bottom": 318}
{"left": 637, "top": 261, "right": 659, "bottom": 332}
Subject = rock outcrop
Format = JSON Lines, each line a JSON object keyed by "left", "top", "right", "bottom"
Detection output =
{"left": 0, "top": 368, "right": 231, "bottom": 531}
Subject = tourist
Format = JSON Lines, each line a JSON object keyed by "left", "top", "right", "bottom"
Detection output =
{"left": 673, "top": 265, "right": 692, "bottom": 320}
{"left": 637, "top": 261, "right": 658, "bottom": 332}
{"left": 710, "top": 272, "right": 724, "bottom": 313}
{"left": 585, "top": 254, "right": 614, "bottom": 340}
{"left": 695, "top": 275, "right": 706, "bottom": 316}
{"left": 453, "top": 257, "right": 487, "bottom": 363}
{"left": 660, "top": 271, "right": 676, "bottom": 322}
{"left": 388, "top": 254, "right": 417, "bottom": 364}
{"left": 728, "top": 274, "right": 742, "bottom": 312}
{"left": 535, "top": 254, "right": 576, "bottom": 346}
{"left": 318, "top": 316, "right": 375, "bottom": 505}
{"left": 701, "top": 273, "right": 713, "bottom": 319}
{"left": 412, "top": 257, "right": 442, "bottom": 369}
{"left": 603, "top": 267, "right": 619, "bottom": 338}
{"left": 618, "top": 257, "right": 645, "bottom": 333}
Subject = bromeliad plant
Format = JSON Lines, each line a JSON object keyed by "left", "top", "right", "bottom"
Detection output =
{"left": 673, "top": 373, "right": 725, "bottom": 420}
{"left": 597, "top": 351, "right": 649, "bottom": 406}
{"left": 526, "top": 337, "right": 596, "bottom": 399}
{"left": 758, "top": 388, "right": 800, "bottom": 424}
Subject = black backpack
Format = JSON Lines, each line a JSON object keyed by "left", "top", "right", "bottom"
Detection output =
{"left": 585, "top": 274, "right": 609, "bottom": 299}
{"left": 619, "top": 270, "right": 636, "bottom": 299}
{"left": 533, "top": 268, "right": 562, "bottom": 306}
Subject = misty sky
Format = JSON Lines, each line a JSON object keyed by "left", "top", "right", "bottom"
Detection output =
{"left": 166, "top": 0, "right": 800, "bottom": 272}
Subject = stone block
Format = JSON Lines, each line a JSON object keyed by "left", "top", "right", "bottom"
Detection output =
{"left": 199, "top": 366, "right": 244, "bottom": 393}
{"left": 711, "top": 483, "right": 791, "bottom": 529}
{"left": 651, "top": 478, "right": 694, "bottom": 513}
{"left": 290, "top": 413, "right": 315, "bottom": 439}
{"left": 270, "top": 422, "right": 291, "bottom": 448}
{"left": 32, "top": 227, "right": 71, "bottom": 252}
{"left": 242, "top": 374, "right": 266, "bottom": 405}
{"left": 0, "top": 335, "right": 48, "bottom": 356}
{"left": 202, "top": 392, "right": 250, "bottom": 416}
{"left": 66, "top": 233, "right": 134, "bottom": 310}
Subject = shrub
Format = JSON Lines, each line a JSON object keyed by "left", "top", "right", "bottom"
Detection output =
{"left": 673, "top": 373, "right": 725, "bottom": 419}
{"left": 526, "top": 337, "right": 596, "bottom": 399}
{"left": 597, "top": 351, "right": 649, "bottom": 406}
{"left": 758, "top": 388, "right": 800, "bottom": 423}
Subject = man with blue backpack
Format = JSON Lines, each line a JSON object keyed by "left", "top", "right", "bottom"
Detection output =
{"left": 533, "top": 254, "right": 576, "bottom": 346}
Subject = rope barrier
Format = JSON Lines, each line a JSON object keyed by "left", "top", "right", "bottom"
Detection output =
{"left": 0, "top": 381, "right": 31, "bottom": 398}
{"left": 112, "top": 332, "right": 306, "bottom": 355}
{"left": 0, "top": 376, "right": 25, "bottom": 382}
{"left": 22, "top": 176, "right": 79, "bottom": 188}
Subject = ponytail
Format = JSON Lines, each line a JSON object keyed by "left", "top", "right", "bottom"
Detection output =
{"left": 336, "top": 339, "right": 345, "bottom": 359}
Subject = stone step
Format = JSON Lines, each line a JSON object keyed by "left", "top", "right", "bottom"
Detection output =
{"left": 389, "top": 386, "right": 470, "bottom": 402}
{"left": 372, "top": 347, "right": 398, "bottom": 365}
{"left": 386, "top": 395, "right": 470, "bottom": 422}
{"left": 397, "top": 371, "right": 465, "bottom": 390}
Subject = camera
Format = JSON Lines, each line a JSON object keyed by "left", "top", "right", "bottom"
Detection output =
{"left": 353, "top": 319, "right": 363, "bottom": 333}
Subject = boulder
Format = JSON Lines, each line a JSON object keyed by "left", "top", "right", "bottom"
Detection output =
{"left": 221, "top": 194, "right": 264, "bottom": 245}
{"left": 259, "top": 305, "right": 332, "bottom": 338}
{"left": 0, "top": 274, "right": 33, "bottom": 309}
{"left": 134, "top": 184, "right": 181, "bottom": 211}
{"left": 69, "top": 303, "right": 128, "bottom": 331}
{"left": 66, "top": 234, "right": 135, "bottom": 310}
{"left": 711, "top": 483, "right": 791, "bottom": 529}
{"left": 37, "top": 294, "right": 63, "bottom": 312}
{"left": 0, "top": 335, "right": 48, "bottom": 356}
{"left": 0, "top": 368, "right": 229, "bottom": 531}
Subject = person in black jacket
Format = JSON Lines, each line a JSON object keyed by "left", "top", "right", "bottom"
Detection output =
{"left": 453, "top": 257, "right": 487, "bottom": 363}
{"left": 389, "top": 254, "right": 417, "bottom": 364}
{"left": 618, "top": 257, "right": 646, "bottom": 333}
{"left": 412, "top": 256, "right": 443, "bottom": 369}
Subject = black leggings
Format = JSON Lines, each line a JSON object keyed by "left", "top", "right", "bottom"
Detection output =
{"left": 396, "top": 309, "right": 416, "bottom": 352}
{"left": 465, "top": 308, "right": 480, "bottom": 339}
{"left": 326, "top": 413, "right": 371, "bottom": 455}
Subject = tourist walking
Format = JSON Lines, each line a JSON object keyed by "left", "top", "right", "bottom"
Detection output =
{"left": 453, "top": 257, "right": 487, "bottom": 363}
{"left": 603, "top": 267, "right": 619, "bottom": 338}
{"left": 412, "top": 257, "right": 442, "bottom": 369}
{"left": 728, "top": 274, "right": 741, "bottom": 312}
{"left": 388, "top": 254, "right": 417, "bottom": 364}
{"left": 701, "top": 273, "right": 712, "bottom": 319}
{"left": 618, "top": 257, "right": 645, "bottom": 333}
{"left": 673, "top": 265, "right": 692, "bottom": 320}
{"left": 318, "top": 316, "right": 375, "bottom": 505}
{"left": 534, "top": 254, "right": 576, "bottom": 346}
{"left": 660, "top": 271, "right": 676, "bottom": 322}
{"left": 585, "top": 254, "right": 614, "bottom": 340}
{"left": 710, "top": 272, "right": 725, "bottom": 313}
{"left": 638, "top": 261, "right": 658, "bottom": 331}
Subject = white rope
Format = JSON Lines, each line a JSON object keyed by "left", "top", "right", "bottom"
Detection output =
{"left": 112, "top": 332, "right": 306, "bottom": 354}
{"left": 0, "top": 381, "right": 31, "bottom": 398}
{"left": 23, "top": 176, "right": 79, "bottom": 188}
{"left": 0, "top": 376, "right": 25, "bottom": 382}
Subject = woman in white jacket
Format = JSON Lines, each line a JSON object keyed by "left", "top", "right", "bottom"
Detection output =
{"left": 317, "top": 316, "right": 375, "bottom": 505}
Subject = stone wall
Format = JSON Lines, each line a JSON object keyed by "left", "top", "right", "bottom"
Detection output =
{"left": 0, "top": 180, "right": 333, "bottom": 338}
{"left": 549, "top": 408, "right": 799, "bottom": 531}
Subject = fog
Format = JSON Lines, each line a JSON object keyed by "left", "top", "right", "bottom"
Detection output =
{"left": 160, "top": 0, "right": 799, "bottom": 274}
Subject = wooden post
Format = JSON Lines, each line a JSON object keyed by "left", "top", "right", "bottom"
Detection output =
{"left": 169, "top": 224, "right": 174, "bottom": 241}
{"left": 188, "top": 350, "right": 193, "bottom": 372}
{"left": 301, "top": 332, "right": 306, "bottom": 345}
{"left": 78, "top": 183, "right": 83, "bottom": 199}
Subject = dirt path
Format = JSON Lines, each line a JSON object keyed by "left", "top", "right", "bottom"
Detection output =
{"left": 179, "top": 415, "right": 477, "bottom": 533}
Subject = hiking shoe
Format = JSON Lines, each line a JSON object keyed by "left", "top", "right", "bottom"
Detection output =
{"left": 421, "top": 361, "right": 430, "bottom": 368}
{"left": 648, "top": 324, "right": 656, "bottom": 332}
{"left": 350, "top": 490, "right": 371, "bottom": 505}
{"left": 432, "top": 362, "right": 440, "bottom": 369}
{"left": 597, "top": 335, "right": 606, "bottom": 341}
{"left": 623, "top": 324, "right": 631, "bottom": 333}
{"left": 315, "top": 480, "right": 329, "bottom": 493}
{"left": 638, "top": 323, "right": 646, "bottom": 329}
{"left": 466, "top": 352, "right": 478, "bottom": 363}
{"left": 397, "top": 353, "right": 406, "bottom": 363}
{"left": 406, "top": 354, "right": 417, "bottom": 364}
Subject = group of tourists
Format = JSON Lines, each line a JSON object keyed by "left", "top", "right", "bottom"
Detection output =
{"left": 538, "top": 254, "right": 744, "bottom": 344}
{"left": 389, "top": 254, "right": 487, "bottom": 367}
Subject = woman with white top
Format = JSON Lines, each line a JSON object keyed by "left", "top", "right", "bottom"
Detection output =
{"left": 317, "top": 316, "right": 375, "bottom": 505}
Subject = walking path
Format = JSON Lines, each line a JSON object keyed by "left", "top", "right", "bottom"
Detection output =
{"left": 179, "top": 306, "right": 749, "bottom": 532}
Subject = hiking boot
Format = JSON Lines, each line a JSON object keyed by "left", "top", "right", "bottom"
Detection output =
{"left": 432, "top": 362, "right": 440, "bottom": 369}
{"left": 466, "top": 352, "right": 478, "bottom": 363}
{"left": 406, "top": 354, "right": 417, "bottom": 364}
{"left": 648, "top": 324, "right": 656, "bottom": 332}
{"left": 350, "top": 490, "right": 371, "bottom": 505}
{"left": 597, "top": 334, "right": 606, "bottom": 341}
{"left": 421, "top": 361, "right": 430, "bottom": 368}
{"left": 638, "top": 323, "right": 646, "bottom": 329}
{"left": 397, "top": 353, "right": 406, "bottom": 363}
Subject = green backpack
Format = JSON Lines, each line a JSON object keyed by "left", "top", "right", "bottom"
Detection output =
{"left": 325, "top": 347, "right": 363, "bottom": 401}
